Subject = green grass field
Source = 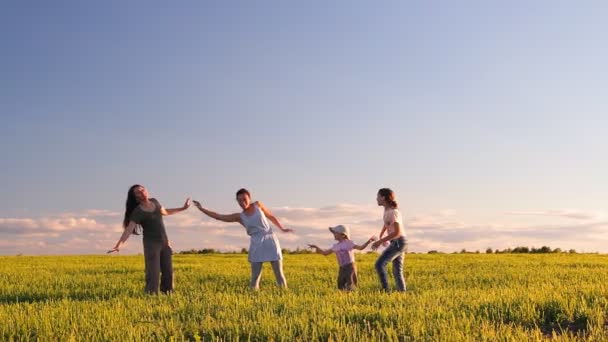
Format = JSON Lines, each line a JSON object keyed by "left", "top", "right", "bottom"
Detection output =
{"left": 2, "top": 253, "right": 608, "bottom": 341}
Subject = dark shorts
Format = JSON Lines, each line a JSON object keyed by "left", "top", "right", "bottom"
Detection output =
{"left": 338, "top": 262, "right": 358, "bottom": 291}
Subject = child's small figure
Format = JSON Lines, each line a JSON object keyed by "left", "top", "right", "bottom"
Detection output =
{"left": 308, "top": 225, "right": 376, "bottom": 291}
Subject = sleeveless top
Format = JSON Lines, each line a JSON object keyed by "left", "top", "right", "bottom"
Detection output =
{"left": 239, "top": 203, "right": 282, "bottom": 262}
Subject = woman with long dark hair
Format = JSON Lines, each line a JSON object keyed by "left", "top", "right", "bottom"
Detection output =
{"left": 371, "top": 188, "right": 407, "bottom": 292}
{"left": 108, "top": 184, "right": 191, "bottom": 294}
{"left": 193, "top": 188, "right": 293, "bottom": 290}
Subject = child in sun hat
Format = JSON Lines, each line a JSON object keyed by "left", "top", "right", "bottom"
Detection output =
{"left": 308, "top": 225, "right": 376, "bottom": 291}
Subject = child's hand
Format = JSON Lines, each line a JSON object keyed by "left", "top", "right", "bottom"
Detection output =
{"left": 307, "top": 244, "right": 318, "bottom": 250}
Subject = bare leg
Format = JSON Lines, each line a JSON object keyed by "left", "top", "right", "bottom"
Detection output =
{"left": 270, "top": 260, "right": 287, "bottom": 288}
{"left": 250, "top": 262, "right": 263, "bottom": 289}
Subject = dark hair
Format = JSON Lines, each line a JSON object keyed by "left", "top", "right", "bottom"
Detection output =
{"left": 378, "top": 188, "right": 398, "bottom": 208}
{"left": 236, "top": 188, "right": 251, "bottom": 199}
{"left": 123, "top": 184, "right": 142, "bottom": 234}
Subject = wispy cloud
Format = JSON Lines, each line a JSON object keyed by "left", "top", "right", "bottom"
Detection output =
{"left": 505, "top": 210, "right": 601, "bottom": 221}
{"left": 0, "top": 216, "right": 119, "bottom": 234}
{"left": 0, "top": 206, "right": 607, "bottom": 255}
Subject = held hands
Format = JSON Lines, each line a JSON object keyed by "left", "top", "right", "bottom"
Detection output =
{"left": 371, "top": 235, "right": 390, "bottom": 250}
{"left": 371, "top": 240, "right": 381, "bottom": 250}
{"left": 369, "top": 235, "right": 381, "bottom": 250}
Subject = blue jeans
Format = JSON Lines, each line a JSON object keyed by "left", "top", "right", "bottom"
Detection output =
{"left": 375, "top": 236, "right": 407, "bottom": 292}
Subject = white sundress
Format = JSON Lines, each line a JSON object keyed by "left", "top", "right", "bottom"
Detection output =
{"left": 240, "top": 203, "right": 282, "bottom": 262}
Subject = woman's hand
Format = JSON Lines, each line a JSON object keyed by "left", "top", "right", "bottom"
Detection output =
{"left": 183, "top": 198, "right": 192, "bottom": 210}
{"left": 371, "top": 240, "right": 382, "bottom": 250}
{"left": 107, "top": 246, "right": 119, "bottom": 254}
{"left": 282, "top": 228, "right": 295, "bottom": 233}
{"left": 192, "top": 200, "right": 203, "bottom": 210}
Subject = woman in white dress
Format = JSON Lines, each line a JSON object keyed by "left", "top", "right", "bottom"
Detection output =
{"left": 193, "top": 188, "right": 294, "bottom": 289}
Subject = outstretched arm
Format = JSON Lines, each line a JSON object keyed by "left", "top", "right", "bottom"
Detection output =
{"left": 353, "top": 237, "right": 377, "bottom": 250}
{"left": 193, "top": 200, "right": 241, "bottom": 223}
{"left": 107, "top": 221, "right": 137, "bottom": 253}
{"left": 258, "top": 201, "right": 294, "bottom": 233}
{"left": 308, "top": 244, "right": 333, "bottom": 256}
{"left": 161, "top": 198, "right": 192, "bottom": 216}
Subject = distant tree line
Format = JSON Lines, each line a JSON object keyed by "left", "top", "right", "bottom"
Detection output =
{"left": 426, "top": 246, "right": 577, "bottom": 254}
{"left": 179, "top": 246, "right": 579, "bottom": 255}
{"left": 179, "top": 247, "right": 317, "bottom": 255}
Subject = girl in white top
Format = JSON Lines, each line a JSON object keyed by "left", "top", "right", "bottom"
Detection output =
{"left": 193, "top": 188, "right": 293, "bottom": 290}
{"left": 371, "top": 188, "right": 407, "bottom": 292}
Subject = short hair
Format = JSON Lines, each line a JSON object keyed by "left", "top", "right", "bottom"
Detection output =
{"left": 236, "top": 188, "right": 251, "bottom": 198}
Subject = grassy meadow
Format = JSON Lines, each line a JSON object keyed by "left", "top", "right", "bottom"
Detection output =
{"left": 2, "top": 253, "right": 608, "bottom": 341}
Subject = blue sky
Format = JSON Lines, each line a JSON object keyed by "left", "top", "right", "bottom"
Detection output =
{"left": 1, "top": 1, "right": 607, "bottom": 254}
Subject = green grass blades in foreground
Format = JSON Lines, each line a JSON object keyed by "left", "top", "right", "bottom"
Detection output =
{"left": 1, "top": 254, "right": 608, "bottom": 341}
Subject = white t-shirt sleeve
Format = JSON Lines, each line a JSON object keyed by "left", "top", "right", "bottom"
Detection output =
{"left": 384, "top": 209, "right": 395, "bottom": 227}
{"left": 384, "top": 208, "right": 404, "bottom": 235}
{"left": 393, "top": 209, "right": 402, "bottom": 226}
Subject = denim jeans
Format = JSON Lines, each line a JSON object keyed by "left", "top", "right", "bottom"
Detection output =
{"left": 375, "top": 236, "right": 407, "bottom": 292}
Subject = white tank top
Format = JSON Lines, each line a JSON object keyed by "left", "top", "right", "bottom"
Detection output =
{"left": 239, "top": 203, "right": 273, "bottom": 236}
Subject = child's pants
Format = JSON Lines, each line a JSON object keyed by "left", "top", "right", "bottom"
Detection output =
{"left": 338, "top": 262, "right": 358, "bottom": 290}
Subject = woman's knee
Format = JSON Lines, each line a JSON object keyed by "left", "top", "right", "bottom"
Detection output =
{"left": 375, "top": 259, "right": 387, "bottom": 272}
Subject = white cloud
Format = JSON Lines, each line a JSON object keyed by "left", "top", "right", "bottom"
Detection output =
{"left": 83, "top": 209, "right": 121, "bottom": 217}
{"left": 0, "top": 218, "right": 39, "bottom": 230}
{"left": 505, "top": 210, "right": 601, "bottom": 221}
{"left": 1, "top": 206, "right": 607, "bottom": 255}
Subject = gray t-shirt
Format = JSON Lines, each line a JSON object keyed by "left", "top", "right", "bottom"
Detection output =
{"left": 129, "top": 198, "right": 168, "bottom": 242}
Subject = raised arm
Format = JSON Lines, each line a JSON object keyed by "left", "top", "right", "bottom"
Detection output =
{"left": 160, "top": 198, "right": 192, "bottom": 216}
{"left": 257, "top": 201, "right": 294, "bottom": 233}
{"left": 107, "top": 221, "right": 137, "bottom": 253}
{"left": 307, "top": 244, "right": 334, "bottom": 256}
{"left": 193, "top": 200, "right": 241, "bottom": 223}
